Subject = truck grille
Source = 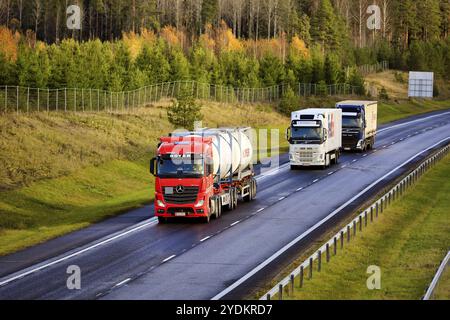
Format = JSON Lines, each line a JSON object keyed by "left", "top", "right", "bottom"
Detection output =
{"left": 298, "top": 151, "right": 314, "bottom": 161}
{"left": 163, "top": 186, "right": 199, "bottom": 204}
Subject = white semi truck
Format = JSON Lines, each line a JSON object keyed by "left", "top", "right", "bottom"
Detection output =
{"left": 336, "top": 101, "right": 378, "bottom": 151}
{"left": 286, "top": 109, "right": 342, "bottom": 169}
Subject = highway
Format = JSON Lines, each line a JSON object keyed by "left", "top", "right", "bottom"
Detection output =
{"left": 0, "top": 110, "right": 449, "bottom": 300}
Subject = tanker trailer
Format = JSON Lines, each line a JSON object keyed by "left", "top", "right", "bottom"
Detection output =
{"left": 150, "top": 128, "right": 257, "bottom": 223}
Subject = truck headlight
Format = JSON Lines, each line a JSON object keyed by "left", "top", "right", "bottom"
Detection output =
{"left": 195, "top": 199, "right": 204, "bottom": 208}
{"left": 156, "top": 199, "right": 165, "bottom": 208}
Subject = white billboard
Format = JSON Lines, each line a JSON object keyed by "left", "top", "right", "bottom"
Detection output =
{"left": 408, "top": 72, "right": 434, "bottom": 98}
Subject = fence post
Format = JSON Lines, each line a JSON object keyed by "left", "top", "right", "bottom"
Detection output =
{"left": 290, "top": 274, "right": 294, "bottom": 296}
{"left": 17, "top": 86, "right": 19, "bottom": 114}
{"left": 318, "top": 250, "right": 322, "bottom": 272}
{"left": 334, "top": 237, "right": 337, "bottom": 255}
{"left": 278, "top": 284, "right": 283, "bottom": 300}
{"left": 37, "top": 88, "right": 40, "bottom": 112}
{"left": 347, "top": 226, "right": 351, "bottom": 242}
{"left": 74, "top": 88, "right": 77, "bottom": 112}
{"left": 309, "top": 257, "right": 313, "bottom": 279}
{"left": 64, "top": 88, "right": 67, "bottom": 112}
{"left": 340, "top": 231, "right": 344, "bottom": 249}
{"left": 4, "top": 86, "right": 7, "bottom": 112}
{"left": 27, "top": 87, "right": 30, "bottom": 113}
{"left": 299, "top": 266, "right": 304, "bottom": 288}
{"left": 47, "top": 89, "right": 50, "bottom": 112}
{"left": 326, "top": 243, "right": 330, "bottom": 262}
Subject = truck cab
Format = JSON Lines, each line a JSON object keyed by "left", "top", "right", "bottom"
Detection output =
{"left": 150, "top": 136, "right": 215, "bottom": 223}
{"left": 287, "top": 109, "right": 342, "bottom": 169}
{"left": 150, "top": 129, "right": 257, "bottom": 223}
{"left": 336, "top": 101, "right": 378, "bottom": 151}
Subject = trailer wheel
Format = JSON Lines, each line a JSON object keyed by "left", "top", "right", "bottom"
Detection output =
{"left": 232, "top": 188, "right": 238, "bottom": 209}
{"left": 252, "top": 179, "right": 257, "bottom": 200}
{"left": 216, "top": 198, "right": 222, "bottom": 218}
{"left": 243, "top": 184, "right": 251, "bottom": 202}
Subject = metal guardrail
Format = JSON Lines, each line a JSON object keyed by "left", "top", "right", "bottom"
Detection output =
{"left": 260, "top": 142, "right": 450, "bottom": 300}
{"left": 423, "top": 251, "right": 450, "bottom": 300}
{"left": 0, "top": 81, "right": 362, "bottom": 114}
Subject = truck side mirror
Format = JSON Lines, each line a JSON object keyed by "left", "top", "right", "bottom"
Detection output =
{"left": 286, "top": 127, "right": 291, "bottom": 141}
{"left": 323, "top": 128, "right": 328, "bottom": 141}
{"left": 150, "top": 157, "right": 157, "bottom": 176}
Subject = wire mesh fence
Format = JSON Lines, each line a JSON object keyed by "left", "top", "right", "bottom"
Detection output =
{"left": 0, "top": 81, "right": 363, "bottom": 114}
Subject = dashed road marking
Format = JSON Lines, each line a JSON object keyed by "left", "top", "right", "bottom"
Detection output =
{"left": 115, "top": 278, "right": 131, "bottom": 287}
{"left": 200, "top": 236, "right": 211, "bottom": 242}
{"left": 230, "top": 221, "right": 240, "bottom": 227}
{"left": 162, "top": 255, "right": 176, "bottom": 263}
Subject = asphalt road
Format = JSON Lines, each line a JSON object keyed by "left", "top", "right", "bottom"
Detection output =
{"left": 0, "top": 110, "right": 449, "bottom": 300}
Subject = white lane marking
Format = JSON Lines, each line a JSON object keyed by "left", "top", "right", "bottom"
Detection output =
{"left": 296, "top": 187, "right": 303, "bottom": 191}
{"left": 200, "top": 236, "right": 211, "bottom": 242}
{"left": 115, "top": 278, "right": 131, "bottom": 287}
{"left": 377, "top": 111, "right": 450, "bottom": 133}
{"left": 341, "top": 165, "right": 347, "bottom": 168}
{"left": 363, "top": 154, "right": 368, "bottom": 157}
{"left": 230, "top": 221, "right": 240, "bottom": 227}
{"left": 211, "top": 136, "right": 450, "bottom": 300}
{"left": 162, "top": 255, "right": 176, "bottom": 263}
{"left": 257, "top": 208, "right": 265, "bottom": 213}
{"left": 328, "top": 172, "right": 334, "bottom": 175}
{"left": 256, "top": 163, "right": 290, "bottom": 181}
{"left": 352, "top": 159, "right": 357, "bottom": 162}
{"left": 278, "top": 197, "right": 285, "bottom": 201}
{"left": 0, "top": 217, "right": 159, "bottom": 287}
{"left": 312, "top": 179, "right": 319, "bottom": 183}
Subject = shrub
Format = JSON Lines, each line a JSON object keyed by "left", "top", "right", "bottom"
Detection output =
{"left": 167, "top": 88, "right": 203, "bottom": 130}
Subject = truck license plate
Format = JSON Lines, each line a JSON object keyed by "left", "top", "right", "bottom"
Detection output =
{"left": 175, "top": 212, "right": 186, "bottom": 217}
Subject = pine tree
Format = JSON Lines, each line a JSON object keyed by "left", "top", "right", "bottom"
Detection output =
{"left": 167, "top": 88, "right": 203, "bottom": 130}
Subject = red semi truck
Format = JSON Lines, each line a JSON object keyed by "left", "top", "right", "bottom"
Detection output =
{"left": 150, "top": 128, "right": 257, "bottom": 223}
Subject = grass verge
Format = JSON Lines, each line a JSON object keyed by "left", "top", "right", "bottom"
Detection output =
{"left": 280, "top": 154, "right": 450, "bottom": 300}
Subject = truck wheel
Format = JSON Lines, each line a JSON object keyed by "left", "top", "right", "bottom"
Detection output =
{"left": 291, "top": 165, "right": 299, "bottom": 170}
{"left": 228, "top": 189, "right": 234, "bottom": 211}
{"left": 203, "top": 215, "right": 210, "bottom": 223}
{"left": 252, "top": 179, "right": 257, "bottom": 200}
{"left": 158, "top": 217, "right": 167, "bottom": 224}
{"left": 243, "top": 184, "right": 251, "bottom": 202}
{"left": 232, "top": 189, "right": 238, "bottom": 209}
{"left": 216, "top": 198, "right": 222, "bottom": 218}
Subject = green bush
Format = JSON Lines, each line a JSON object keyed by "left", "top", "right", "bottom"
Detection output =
{"left": 277, "top": 86, "right": 299, "bottom": 116}
{"left": 167, "top": 88, "right": 203, "bottom": 130}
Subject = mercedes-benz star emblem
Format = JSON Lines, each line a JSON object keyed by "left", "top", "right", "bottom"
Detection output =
{"left": 176, "top": 185, "right": 184, "bottom": 193}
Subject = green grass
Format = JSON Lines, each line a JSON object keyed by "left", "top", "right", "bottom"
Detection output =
{"left": 431, "top": 266, "right": 450, "bottom": 300}
{"left": 282, "top": 154, "right": 450, "bottom": 300}
{"left": 378, "top": 99, "right": 450, "bottom": 124}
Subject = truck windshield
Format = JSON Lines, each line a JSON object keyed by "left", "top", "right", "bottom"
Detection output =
{"left": 291, "top": 126, "right": 322, "bottom": 141}
{"left": 157, "top": 155, "right": 204, "bottom": 178}
{"left": 342, "top": 116, "right": 362, "bottom": 128}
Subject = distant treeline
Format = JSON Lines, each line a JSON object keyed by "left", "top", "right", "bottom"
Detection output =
{"left": 0, "top": 22, "right": 449, "bottom": 94}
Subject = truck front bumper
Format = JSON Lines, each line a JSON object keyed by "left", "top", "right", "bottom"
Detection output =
{"left": 289, "top": 154, "right": 325, "bottom": 166}
{"left": 154, "top": 195, "right": 209, "bottom": 218}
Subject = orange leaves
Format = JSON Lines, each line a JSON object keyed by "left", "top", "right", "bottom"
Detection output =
{"left": 290, "top": 36, "right": 309, "bottom": 58}
{"left": 0, "top": 26, "right": 20, "bottom": 62}
{"left": 123, "top": 28, "right": 156, "bottom": 60}
{"left": 160, "top": 26, "right": 187, "bottom": 50}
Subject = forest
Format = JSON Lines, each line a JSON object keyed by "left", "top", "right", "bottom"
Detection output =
{"left": 0, "top": 0, "right": 449, "bottom": 92}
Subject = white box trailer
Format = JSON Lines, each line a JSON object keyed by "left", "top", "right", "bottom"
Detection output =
{"left": 336, "top": 101, "right": 378, "bottom": 151}
{"left": 287, "top": 109, "right": 342, "bottom": 169}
